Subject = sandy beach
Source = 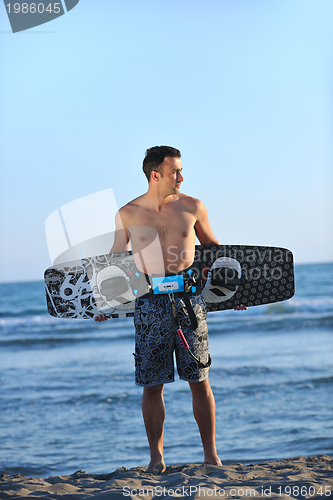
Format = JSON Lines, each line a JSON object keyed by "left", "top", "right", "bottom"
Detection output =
{"left": 1, "top": 455, "right": 332, "bottom": 499}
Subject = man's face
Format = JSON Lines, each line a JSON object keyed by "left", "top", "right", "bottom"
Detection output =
{"left": 159, "top": 157, "right": 184, "bottom": 194}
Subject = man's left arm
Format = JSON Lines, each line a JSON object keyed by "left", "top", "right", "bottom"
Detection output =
{"left": 194, "top": 199, "right": 220, "bottom": 245}
{"left": 194, "top": 199, "right": 247, "bottom": 311}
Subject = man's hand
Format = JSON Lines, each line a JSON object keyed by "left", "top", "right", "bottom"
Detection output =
{"left": 234, "top": 304, "right": 248, "bottom": 311}
{"left": 94, "top": 314, "right": 109, "bottom": 322}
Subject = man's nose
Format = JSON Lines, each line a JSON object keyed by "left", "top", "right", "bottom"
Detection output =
{"left": 178, "top": 172, "right": 184, "bottom": 182}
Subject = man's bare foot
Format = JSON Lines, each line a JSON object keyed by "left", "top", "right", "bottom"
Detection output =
{"left": 146, "top": 460, "right": 166, "bottom": 475}
{"left": 204, "top": 456, "right": 222, "bottom": 466}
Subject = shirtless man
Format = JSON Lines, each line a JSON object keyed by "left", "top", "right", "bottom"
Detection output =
{"left": 95, "top": 146, "right": 247, "bottom": 474}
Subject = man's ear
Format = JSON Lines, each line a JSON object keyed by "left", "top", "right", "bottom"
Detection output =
{"left": 150, "top": 170, "right": 160, "bottom": 183}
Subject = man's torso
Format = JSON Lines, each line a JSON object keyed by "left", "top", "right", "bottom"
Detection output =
{"left": 120, "top": 193, "right": 198, "bottom": 275}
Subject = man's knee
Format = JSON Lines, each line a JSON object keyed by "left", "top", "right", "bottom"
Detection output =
{"left": 143, "top": 384, "right": 164, "bottom": 398}
{"left": 188, "top": 378, "right": 212, "bottom": 396}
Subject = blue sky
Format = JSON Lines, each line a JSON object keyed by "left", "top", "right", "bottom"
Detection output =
{"left": 0, "top": 0, "right": 332, "bottom": 282}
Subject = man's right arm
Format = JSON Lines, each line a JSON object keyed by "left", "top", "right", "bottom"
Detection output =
{"left": 110, "top": 208, "right": 130, "bottom": 253}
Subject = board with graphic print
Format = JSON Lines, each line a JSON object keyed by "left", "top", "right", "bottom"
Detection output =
{"left": 44, "top": 245, "right": 295, "bottom": 319}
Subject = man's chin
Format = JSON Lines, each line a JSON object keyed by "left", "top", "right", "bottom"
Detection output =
{"left": 169, "top": 186, "right": 181, "bottom": 195}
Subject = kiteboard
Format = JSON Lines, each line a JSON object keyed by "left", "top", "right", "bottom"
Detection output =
{"left": 44, "top": 245, "right": 295, "bottom": 319}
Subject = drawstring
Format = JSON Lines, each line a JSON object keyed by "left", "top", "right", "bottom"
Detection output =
{"left": 166, "top": 288, "right": 211, "bottom": 369}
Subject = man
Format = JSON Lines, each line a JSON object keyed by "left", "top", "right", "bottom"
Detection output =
{"left": 95, "top": 146, "right": 247, "bottom": 474}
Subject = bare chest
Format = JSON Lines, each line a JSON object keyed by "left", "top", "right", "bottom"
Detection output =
{"left": 129, "top": 207, "right": 195, "bottom": 243}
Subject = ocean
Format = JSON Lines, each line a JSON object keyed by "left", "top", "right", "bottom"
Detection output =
{"left": 0, "top": 263, "right": 332, "bottom": 477}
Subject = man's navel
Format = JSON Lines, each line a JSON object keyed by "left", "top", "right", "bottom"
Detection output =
{"left": 183, "top": 232, "right": 188, "bottom": 237}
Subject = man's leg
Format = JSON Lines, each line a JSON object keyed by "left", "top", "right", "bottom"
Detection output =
{"left": 188, "top": 377, "right": 222, "bottom": 466}
{"left": 142, "top": 384, "right": 166, "bottom": 474}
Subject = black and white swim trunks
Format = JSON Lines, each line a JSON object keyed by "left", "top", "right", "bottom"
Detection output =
{"left": 134, "top": 293, "right": 210, "bottom": 387}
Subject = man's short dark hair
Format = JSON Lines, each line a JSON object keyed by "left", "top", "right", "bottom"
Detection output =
{"left": 142, "top": 146, "right": 181, "bottom": 182}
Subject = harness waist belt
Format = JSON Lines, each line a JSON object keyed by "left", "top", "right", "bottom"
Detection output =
{"left": 151, "top": 275, "right": 185, "bottom": 295}
{"left": 147, "top": 268, "right": 199, "bottom": 297}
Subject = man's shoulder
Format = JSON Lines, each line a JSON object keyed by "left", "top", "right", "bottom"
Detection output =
{"left": 117, "top": 195, "right": 146, "bottom": 223}
{"left": 120, "top": 195, "right": 146, "bottom": 212}
{"left": 178, "top": 193, "right": 204, "bottom": 213}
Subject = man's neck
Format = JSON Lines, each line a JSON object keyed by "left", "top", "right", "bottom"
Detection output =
{"left": 145, "top": 187, "right": 179, "bottom": 211}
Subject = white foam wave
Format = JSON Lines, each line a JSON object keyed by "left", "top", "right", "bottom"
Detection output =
{"left": 0, "top": 314, "right": 132, "bottom": 330}
{"left": 208, "top": 297, "right": 333, "bottom": 321}
{"left": 0, "top": 315, "right": 77, "bottom": 329}
{"left": 283, "top": 297, "right": 333, "bottom": 313}
{"left": 1, "top": 298, "right": 332, "bottom": 329}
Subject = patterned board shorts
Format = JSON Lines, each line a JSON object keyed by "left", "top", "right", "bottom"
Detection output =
{"left": 134, "top": 293, "right": 210, "bottom": 387}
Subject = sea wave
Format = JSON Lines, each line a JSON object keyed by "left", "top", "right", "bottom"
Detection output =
{"left": 0, "top": 297, "right": 332, "bottom": 332}
{"left": 0, "top": 314, "right": 134, "bottom": 348}
{"left": 208, "top": 297, "right": 333, "bottom": 319}
{"left": 0, "top": 314, "right": 133, "bottom": 332}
